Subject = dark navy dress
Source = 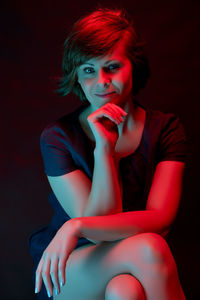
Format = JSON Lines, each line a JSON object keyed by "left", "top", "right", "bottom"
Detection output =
{"left": 29, "top": 101, "right": 186, "bottom": 299}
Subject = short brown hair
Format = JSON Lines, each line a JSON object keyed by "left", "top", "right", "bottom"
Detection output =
{"left": 57, "top": 7, "right": 150, "bottom": 101}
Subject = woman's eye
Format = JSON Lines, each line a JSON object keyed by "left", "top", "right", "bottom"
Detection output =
{"left": 83, "top": 67, "right": 95, "bottom": 74}
{"left": 107, "top": 64, "right": 120, "bottom": 72}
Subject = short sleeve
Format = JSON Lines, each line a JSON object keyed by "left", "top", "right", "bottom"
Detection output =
{"left": 40, "top": 125, "right": 77, "bottom": 176}
{"left": 157, "top": 115, "right": 187, "bottom": 163}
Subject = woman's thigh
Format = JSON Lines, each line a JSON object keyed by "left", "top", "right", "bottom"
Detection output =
{"left": 53, "top": 232, "right": 174, "bottom": 300}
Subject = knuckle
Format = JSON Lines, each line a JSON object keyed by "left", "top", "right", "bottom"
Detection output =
{"left": 42, "top": 271, "right": 48, "bottom": 277}
{"left": 50, "top": 269, "right": 56, "bottom": 276}
{"left": 42, "top": 252, "right": 48, "bottom": 259}
{"left": 36, "top": 269, "right": 41, "bottom": 275}
{"left": 87, "top": 115, "right": 93, "bottom": 122}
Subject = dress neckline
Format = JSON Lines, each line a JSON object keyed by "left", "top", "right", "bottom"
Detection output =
{"left": 119, "top": 105, "right": 148, "bottom": 160}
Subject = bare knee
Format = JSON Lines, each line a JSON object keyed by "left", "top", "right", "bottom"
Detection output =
{"left": 133, "top": 233, "right": 177, "bottom": 280}
{"left": 105, "top": 274, "right": 146, "bottom": 300}
{"left": 140, "top": 233, "right": 174, "bottom": 263}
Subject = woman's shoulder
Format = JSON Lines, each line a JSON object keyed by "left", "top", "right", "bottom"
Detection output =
{"left": 40, "top": 104, "right": 88, "bottom": 139}
{"left": 135, "top": 101, "right": 186, "bottom": 147}
{"left": 145, "top": 105, "right": 177, "bottom": 122}
{"left": 142, "top": 104, "right": 182, "bottom": 133}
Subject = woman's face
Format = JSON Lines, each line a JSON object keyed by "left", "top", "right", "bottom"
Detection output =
{"left": 77, "top": 42, "right": 133, "bottom": 110}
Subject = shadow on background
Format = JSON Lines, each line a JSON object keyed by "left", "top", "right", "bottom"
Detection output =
{"left": 1, "top": 0, "right": 199, "bottom": 299}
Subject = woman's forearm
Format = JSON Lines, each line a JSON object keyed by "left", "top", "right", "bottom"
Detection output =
{"left": 76, "top": 210, "right": 169, "bottom": 242}
{"left": 83, "top": 147, "right": 122, "bottom": 217}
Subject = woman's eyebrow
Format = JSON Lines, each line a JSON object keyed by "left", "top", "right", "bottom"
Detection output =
{"left": 105, "top": 60, "right": 118, "bottom": 64}
{"left": 82, "top": 60, "right": 120, "bottom": 66}
{"left": 81, "top": 62, "right": 94, "bottom": 66}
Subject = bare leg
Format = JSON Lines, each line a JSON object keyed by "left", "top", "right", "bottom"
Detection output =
{"left": 105, "top": 274, "right": 146, "bottom": 300}
{"left": 53, "top": 233, "right": 186, "bottom": 300}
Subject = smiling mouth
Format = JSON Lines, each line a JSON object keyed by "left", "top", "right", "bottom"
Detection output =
{"left": 95, "top": 92, "right": 116, "bottom": 97}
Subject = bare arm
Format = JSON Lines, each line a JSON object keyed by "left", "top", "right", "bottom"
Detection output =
{"left": 72, "top": 161, "right": 185, "bottom": 241}
{"left": 83, "top": 147, "right": 122, "bottom": 216}
{"left": 35, "top": 161, "right": 185, "bottom": 296}
{"left": 47, "top": 104, "right": 126, "bottom": 219}
{"left": 47, "top": 149, "right": 122, "bottom": 218}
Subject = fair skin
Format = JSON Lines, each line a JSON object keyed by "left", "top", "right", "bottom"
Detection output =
{"left": 35, "top": 41, "right": 186, "bottom": 299}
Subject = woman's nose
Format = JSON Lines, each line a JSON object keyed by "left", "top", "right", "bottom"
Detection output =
{"left": 96, "top": 69, "right": 111, "bottom": 87}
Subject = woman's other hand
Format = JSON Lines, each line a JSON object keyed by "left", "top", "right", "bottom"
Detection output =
{"left": 87, "top": 103, "right": 127, "bottom": 152}
{"left": 35, "top": 219, "right": 80, "bottom": 297}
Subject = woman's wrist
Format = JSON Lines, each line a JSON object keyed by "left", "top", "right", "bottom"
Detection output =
{"left": 94, "top": 145, "right": 116, "bottom": 159}
{"left": 72, "top": 217, "right": 100, "bottom": 244}
{"left": 67, "top": 218, "right": 83, "bottom": 238}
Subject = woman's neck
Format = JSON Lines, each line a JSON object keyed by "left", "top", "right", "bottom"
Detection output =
{"left": 117, "top": 98, "right": 138, "bottom": 137}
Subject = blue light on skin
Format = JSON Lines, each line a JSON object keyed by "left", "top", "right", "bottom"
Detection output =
{"left": 76, "top": 41, "right": 133, "bottom": 113}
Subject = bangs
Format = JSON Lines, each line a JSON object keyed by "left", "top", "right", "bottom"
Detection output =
{"left": 64, "top": 8, "right": 136, "bottom": 67}
{"left": 64, "top": 30, "right": 131, "bottom": 69}
{"left": 56, "top": 7, "right": 150, "bottom": 100}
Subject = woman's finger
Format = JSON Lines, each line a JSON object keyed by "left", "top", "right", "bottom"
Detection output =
{"left": 104, "top": 103, "right": 128, "bottom": 116}
{"left": 104, "top": 104, "right": 125, "bottom": 121}
{"left": 89, "top": 110, "right": 120, "bottom": 125}
{"left": 102, "top": 107, "right": 122, "bottom": 124}
{"left": 50, "top": 256, "right": 60, "bottom": 295}
{"left": 102, "top": 111, "right": 121, "bottom": 125}
{"left": 42, "top": 254, "right": 52, "bottom": 298}
{"left": 58, "top": 254, "right": 68, "bottom": 287}
{"left": 35, "top": 258, "right": 43, "bottom": 293}
{"left": 88, "top": 103, "right": 127, "bottom": 125}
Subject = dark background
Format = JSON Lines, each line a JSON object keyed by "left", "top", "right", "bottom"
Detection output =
{"left": 1, "top": 0, "right": 200, "bottom": 299}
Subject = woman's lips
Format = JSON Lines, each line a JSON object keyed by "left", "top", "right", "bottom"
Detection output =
{"left": 95, "top": 92, "right": 116, "bottom": 98}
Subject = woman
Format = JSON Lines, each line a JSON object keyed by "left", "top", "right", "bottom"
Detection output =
{"left": 30, "top": 7, "right": 186, "bottom": 300}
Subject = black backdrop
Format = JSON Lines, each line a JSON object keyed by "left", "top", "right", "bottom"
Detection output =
{"left": 1, "top": 0, "right": 200, "bottom": 299}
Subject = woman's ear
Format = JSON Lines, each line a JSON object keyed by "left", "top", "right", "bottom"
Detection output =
{"left": 76, "top": 75, "right": 81, "bottom": 84}
{"left": 76, "top": 68, "right": 80, "bottom": 84}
